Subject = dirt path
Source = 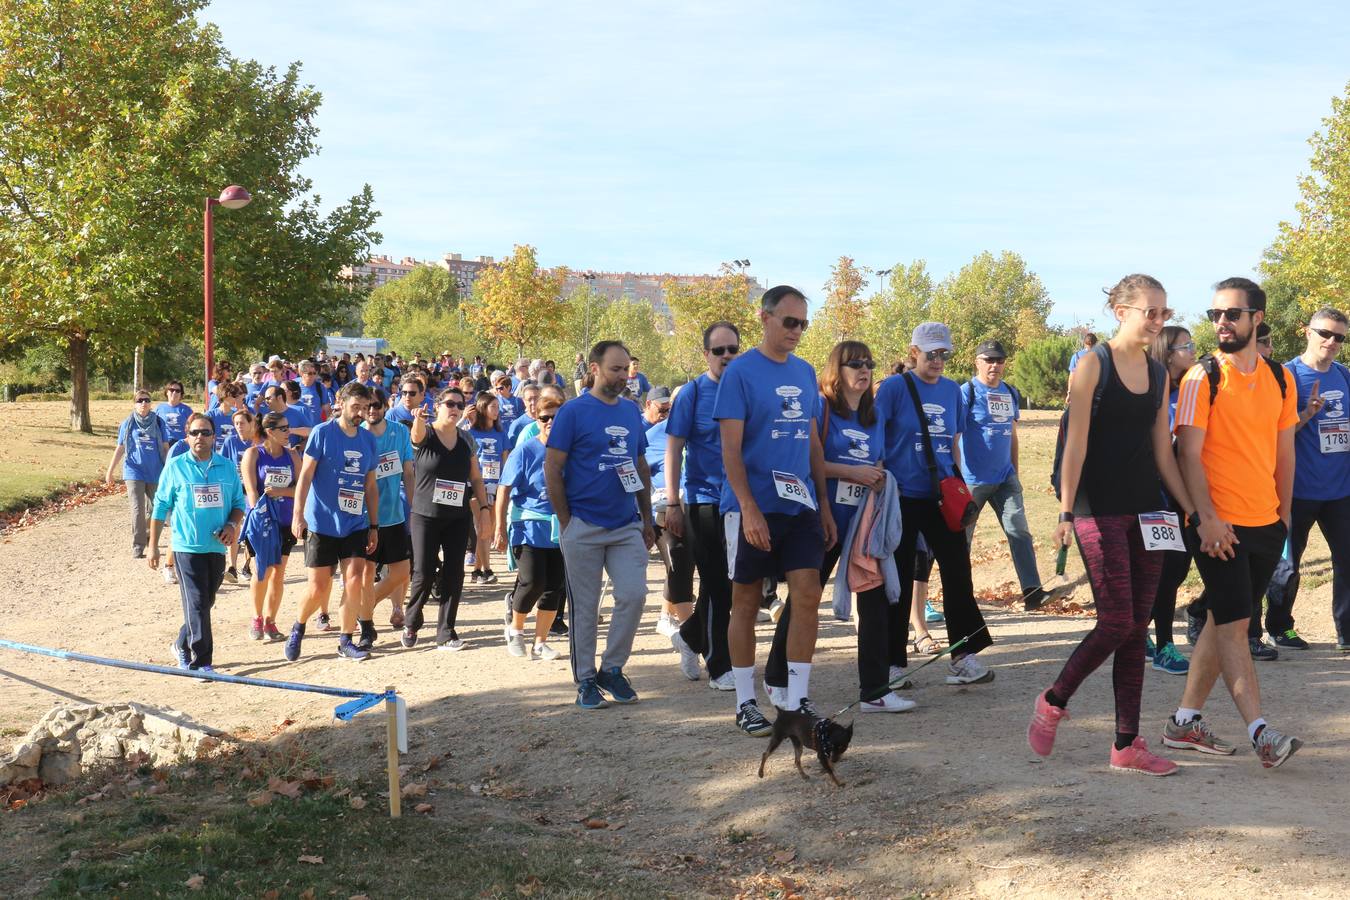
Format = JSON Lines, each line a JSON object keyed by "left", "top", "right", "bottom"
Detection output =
{"left": 2, "top": 493, "right": 1349, "bottom": 897}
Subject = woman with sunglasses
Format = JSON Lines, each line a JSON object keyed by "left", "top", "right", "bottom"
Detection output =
{"left": 155, "top": 381, "right": 193, "bottom": 444}
{"left": 1144, "top": 325, "right": 1197, "bottom": 676}
{"left": 106, "top": 390, "right": 171, "bottom": 559}
{"left": 402, "top": 387, "right": 494, "bottom": 650}
{"left": 240, "top": 411, "right": 302, "bottom": 641}
{"left": 468, "top": 392, "right": 508, "bottom": 584}
{"left": 766, "top": 341, "right": 913, "bottom": 712}
{"left": 1029, "top": 274, "right": 1196, "bottom": 775}
{"left": 206, "top": 361, "right": 232, "bottom": 411}
{"left": 221, "top": 409, "right": 262, "bottom": 582}
{"left": 208, "top": 382, "right": 244, "bottom": 454}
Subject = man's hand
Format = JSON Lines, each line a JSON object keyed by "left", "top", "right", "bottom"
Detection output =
{"left": 740, "top": 505, "right": 771, "bottom": 552}
{"left": 665, "top": 503, "right": 684, "bottom": 539}
{"left": 1198, "top": 516, "right": 1238, "bottom": 560}
{"left": 820, "top": 507, "right": 837, "bottom": 550}
{"left": 850, "top": 463, "right": 885, "bottom": 489}
{"left": 1302, "top": 379, "right": 1323, "bottom": 423}
{"left": 642, "top": 523, "right": 656, "bottom": 550}
{"left": 292, "top": 513, "right": 306, "bottom": 541}
{"left": 365, "top": 527, "right": 379, "bottom": 556}
{"left": 147, "top": 548, "right": 160, "bottom": 571}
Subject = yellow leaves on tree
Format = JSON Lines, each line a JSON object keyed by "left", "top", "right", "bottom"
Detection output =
{"left": 465, "top": 245, "right": 566, "bottom": 356}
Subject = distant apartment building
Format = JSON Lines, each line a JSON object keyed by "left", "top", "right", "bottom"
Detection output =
{"left": 340, "top": 254, "right": 421, "bottom": 288}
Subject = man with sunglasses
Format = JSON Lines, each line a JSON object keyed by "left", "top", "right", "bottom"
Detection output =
{"left": 297, "top": 361, "right": 332, "bottom": 423}
{"left": 507, "top": 383, "right": 542, "bottom": 451}
{"left": 1263, "top": 307, "right": 1350, "bottom": 654}
{"left": 492, "top": 373, "right": 521, "bottom": 432}
{"left": 106, "top": 391, "right": 171, "bottom": 559}
{"left": 261, "top": 384, "right": 311, "bottom": 449}
{"left": 959, "top": 340, "right": 1058, "bottom": 611}
{"left": 155, "top": 381, "right": 193, "bottom": 444}
{"left": 387, "top": 376, "right": 428, "bottom": 426}
{"left": 715, "top": 287, "right": 836, "bottom": 735}
{"left": 1166, "top": 277, "right": 1302, "bottom": 768}
{"left": 666, "top": 321, "right": 740, "bottom": 685}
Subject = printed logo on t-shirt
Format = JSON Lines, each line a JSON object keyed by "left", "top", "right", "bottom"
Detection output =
{"left": 776, "top": 385, "right": 805, "bottom": 419}
{"left": 922, "top": 403, "right": 947, "bottom": 434}
{"left": 164, "top": 412, "right": 180, "bottom": 426}
{"left": 605, "top": 426, "right": 630, "bottom": 456}
{"left": 842, "top": 428, "right": 871, "bottom": 460}
{"left": 342, "top": 449, "right": 364, "bottom": 474}
{"left": 1323, "top": 390, "right": 1345, "bottom": 419}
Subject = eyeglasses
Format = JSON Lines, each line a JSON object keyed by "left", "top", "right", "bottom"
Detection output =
{"left": 166, "top": 388, "right": 182, "bottom": 394}
{"left": 1169, "top": 341, "right": 1196, "bottom": 354}
{"left": 1257, "top": 337, "right": 1273, "bottom": 346}
{"left": 537, "top": 414, "right": 556, "bottom": 423}
{"left": 977, "top": 357, "right": 1006, "bottom": 365}
{"left": 1118, "top": 304, "right": 1175, "bottom": 322}
{"left": 268, "top": 425, "right": 290, "bottom": 432}
{"left": 842, "top": 359, "right": 876, "bottom": 371}
{"left": 1311, "top": 327, "right": 1347, "bottom": 344}
{"left": 708, "top": 345, "right": 740, "bottom": 357}
{"left": 441, "top": 401, "right": 465, "bottom": 410}
{"left": 134, "top": 397, "right": 152, "bottom": 404}
{"left": 400, "top": 389, "right": 422, "bottom": 396}
{"left": 774, "top": 315, "right": 809, "bottom": 332}
{"left": 187, "top": 428, "right": 214, "bottom": 437}
{"left": 924, "top": 349, "right": 952, "bottom": 362}
{"left": 1206, "top": 307, "right": 1258, "bottom": 323}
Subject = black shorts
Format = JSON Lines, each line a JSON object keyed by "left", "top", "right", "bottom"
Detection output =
{"left": 725, "top": 509, "right": 825, "bottom": 585}
{"left": 244, "top": 525, "right": 297, "bottom": 560}
{"left": 1185, "top": 520, "right": 1287, "bottom": 626}
{"left": 367, "top": 523, "right": 411, "bottom": 565}
{"left": 304, "top": 530, "right": 369, "bottom": 568}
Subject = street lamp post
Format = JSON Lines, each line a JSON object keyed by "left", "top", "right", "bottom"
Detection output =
{"left": 203, "top": 185, "right": 252, "bottom": 406}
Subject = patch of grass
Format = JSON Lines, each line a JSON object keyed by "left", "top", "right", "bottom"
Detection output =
{"left": 0, "top": 400, "right": 123, "bottom": 512}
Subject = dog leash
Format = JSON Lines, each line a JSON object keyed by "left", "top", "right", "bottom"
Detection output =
{"left": 831, "top": 624, "right": 990, "bottom": 719}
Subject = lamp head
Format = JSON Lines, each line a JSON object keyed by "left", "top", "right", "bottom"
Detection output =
{"left": 218, "top": 185, "right": 251, "bottom": 210}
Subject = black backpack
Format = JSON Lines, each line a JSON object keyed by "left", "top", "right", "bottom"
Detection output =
{"left": 1195, "top": 353, "right": 1287, "bottom": 404}
{"left": 1050, "top": 343, "right": 1165, "bottom": 500}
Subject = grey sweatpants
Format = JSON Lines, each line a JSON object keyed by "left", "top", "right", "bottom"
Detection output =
{"left": 559, "top": 517, "right": 649, "bottom": 682}
{"left": 127, "top": 480, "right": 157, "bottom": 555}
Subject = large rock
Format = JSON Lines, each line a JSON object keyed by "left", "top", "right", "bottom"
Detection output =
{"left": 0, "top": 702, "right": 231, "bottom": 787}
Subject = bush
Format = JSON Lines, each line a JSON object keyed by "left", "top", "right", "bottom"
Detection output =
{"left": 1009, "top": 334, "right": 1078, "bottom": 409}
{"left": 12, "top": 391, "right": 137, "bottom": 402}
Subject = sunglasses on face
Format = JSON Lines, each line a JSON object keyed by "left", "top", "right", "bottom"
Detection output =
{"left": 843, "top": 359, "right": 876, "bottom": 371}
{"left": 135, "top": 398, "right": 152, "bottom": 403}
{"left": 268, "top": 425, "right": 290, "bottom": 432}
{"left": 400, "top": 389, "right": 422, "bottom": 396}
{"left": 1170, "top": 341, "right": 1196, "bottom": 353}
{"left": 1118, "top": 304, "right": 1175, "bottom": 322}
{"left": 924, "top": 349, "right": 952, "bottom": 362}
{"left": 441, "top": 401, "right": 465, "bottom": 410}
{"left": 537, "top": 414, "right": 556, "bottom": 423}
{"left": 1311, "top": 327, "right": 1347, "bottom": 344}
{"left": 708, "top": 344, "right": 739, "bottom": 357}
{"left": 187, "top": 428, "right": 214, "bottom": 437}
{"left": 978, "top": 357, "right": 1006, "bottom": 365}
{"left": 166, "top": 388, "right": 182, "bottom": 394}
{"left": 774, "top": 315, "right": 809, "bottom": 332}
{"left": 1206, "top": 307, "right": 1258, "bottom": 323}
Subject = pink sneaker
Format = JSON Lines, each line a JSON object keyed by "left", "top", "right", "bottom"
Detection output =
{"left": 1110, "top": 736, "right": 1179, "bottom": 776}
{"left": 1027, "top": 690, "right": 1069, "bottom": 756}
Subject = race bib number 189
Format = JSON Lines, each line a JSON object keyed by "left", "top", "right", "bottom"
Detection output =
{"left": 773, "top": 471, "right": 816, "bottom": 509}
{"left": 1139, "top": 511, "right": 1185, "bottom": 552}
{"left": 432, "top": 479, "right": 465, "bottom": 506}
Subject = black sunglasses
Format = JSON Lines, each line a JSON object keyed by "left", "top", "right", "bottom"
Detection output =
{"left": 536, "top": 414, "right": 555, "bottom": 423}
{"left": 775, "top": 315, "right": 809, "bottom": 332}
{"left": 441, "top": 401, "right": 465, "bottom": 410}
{"left": 924, "top": 349, "right": 952, "bottom": 362}
{"left": 134, "top": 397, "right": 152, "bottom": 403}
{"left": 843, "top": 359, "right": 876, "bottom": 371}
{"left": 708, "top": 344, "right": 740, "bottom": 357}
{"left": 187, "top": 428, "right": 214, "bottom": 437}
{"left": 1206, "top": 307, "right": 1258, "bottom": 323}
{"left": 166, "top": 388, "right": 182, "bottom": 394}
{"left": 268, "top": 425, "right": 290, "bottom": 432}
{"left": 1311, "top": 327, "right": 1347, "bottom": 344}
{"left": 400, "top": 389, "right": 422, "bottom": 396}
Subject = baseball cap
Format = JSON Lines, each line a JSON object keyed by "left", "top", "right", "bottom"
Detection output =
{"left": 647, "top": 386, "right": 671, "bottom": 403}
{"left": 911, "top": 322, "right": 953, "bottom": 353}
{"left": 975, "top": 339, "right": 1007, "bottom": 360}
{"left": 268, "top": 354, "right": 283, "bottom": 365}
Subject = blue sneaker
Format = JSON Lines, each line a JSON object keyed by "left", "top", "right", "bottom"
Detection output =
{"left": 337, "top": 635, "right": 370, "bottom": 661}
{"left": 170, "top": 642, "right": 189, "bottom": 670}
{"left": 1152, "top": 642, "right": 1190, "bottom": 675}
{"left": 576, "top": 677, "right": 609, "bottom": 710}
{"left": 284, "top": 623, "right": 304, "bottom": 662}
{"left": 594, "top": 667, "right": 638, "bottom": 703}
{"left": 194, "top": 665, "right": 216, "bottom": 683}
{"left": 1145, "top": 636, "right": 1156, "bottom": 662}
{"left": 924, "top": 602, "right": 944, "bottom": 624}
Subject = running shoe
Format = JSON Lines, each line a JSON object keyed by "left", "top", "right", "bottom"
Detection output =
{"left": 262, "top": 620, "right": 284, "bottom": 642}
{"left": 1144, "top": 636, "right": 1156, "bottom": 662}
{"left": 506, "top": 631, "right": 527, "bottom": 658}
{"left": 595, "top": 667, "right": 638, "bottom": 703}
{"left": 861, "top": 692, "right": 917, "bottom": 713}
{"left": 469, "top": 571, "right": 483, "bottom": 584}
{"left": 1022, "top": 587, "right": 1047, "bottom": 612}
{"left": 888, "top": 665, "right": 915, "bottom": 690}
{"left": 1027, "top": 690, "right": 1070, "bottom": 757}
{"left": 577, "top": 678, "right": 608, "bottom": 710}
{"left": 248, "top": 617, "right": 264, "bottom": 641}
{"left": 170, "top": 642, "right": 189, "bottom": 670}
{"left": 736, "top": 699, "right": 773, "bottom": 737}
{"left": 763, "top": 678, "right": 789, "bottom": 710}
{"left": 1338, "top": 640, "right": 1350, "bottom": 653}
{"left": 357, "top": 621, "right": 377, "bottom": 652}
{"left": 481, "top": 570, "right": 498, "bottom": 584}
{"left": 655, "top": 614, "right": 679, "bottom": 638}
{"left": 466, "top": 551, "right": 477, "bottom": 567}
{"left": 796, "top": 697, "right": 821, "bottom": 719}
{"left": 194, "top": 665, "right": 217, "bottom": 684}
{"left": 946, "top": 654, "right": 995, "bottom": 685}
{"left": 1269, "top": 629, "right": 1310, "bottom": 650}
{"left": 1161, "top": 715, "right": 1236, "bottom": 756}
{"left": 1249, "top": 637, "right": 1279, "bottom": 661}
{"left": 337, "top": 635, "right": 369, "bottom": 661}
{"left": 1253, "top": 725, "right": 1302, "bottom": 769}
{"left": 757, "top": 606, "right": 773, "bottom": 623}
{"left": 223, "top": 566, "right": 238, "bottom": 584}
{"left": 531, "top": 642, "right": 560, "bottom": 661}
{"left": 672, "top": 632, "right": 701, "bottom": 681}
{"left": 1152, "top": 642, "right": 1190, "bottom": 675}
{"left": 768, "top": 598, "right": 786, "bottom": 623}
{"left": 502, "top": 592, "right": 514, "bottom": 639}
{"left": 401, "top": 628, "right": 417, "bottom": 649}
{"left": 133, "top": 548, "right": 145, "bottom": 559}
{"left": 283, "top": 624, "right": 304, "bottom": 662}
{"left": 317, "top": 612, "right": 334, "bottom": 632}
{"left": 925, "top": 601, "right": 944, "bottom": 623}
{"left": 708, "top": 671, "right": 735, "bottom": 691}
{"left": 161, "top": 566, "right": 178, "bottom": 585}
{"left": 435, "top": 638, "right": 466, "bottom": 651}
{"left": 1109, "top": 736, "right": 1178, "bottom": 776}
{"left": 240, "top": 560, "right": 252, "bottom": 580}
{"left": 1186, "top": 611, "right": 1204, "bottom": 645}
{"left": 550, "top": 618, "right": 568, "bottom": 637}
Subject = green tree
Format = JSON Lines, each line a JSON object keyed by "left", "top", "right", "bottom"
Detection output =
{"left": 593, "top": 297, "right": 677, "bottom": 386}
{"left": 663, "top": 270, "right": 762, "bottom": 377}
{"left": 798, "top": 255, "right": 869, "bottom": 367}
{"left": 930, "top": 251, "right": 1052, "bottom": 381}
{"left": 464, "top": 245, "right": 566, "bottom": 357}
{"left": 363, "top": 265, "right": 458, "bottom": 338}
{"left": 1008, "top": 334, "right": 1077, "bottom": 408}
{"left": 858, "top": 261, "right": 935, "bottom": 370}
{"left": 0, "top": 0, "right": 379, "bottom": 432}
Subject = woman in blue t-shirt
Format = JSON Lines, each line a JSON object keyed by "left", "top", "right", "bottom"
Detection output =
{"left": 105, "top": 390, "right": 170, "bottom": 559}
{"left": 468, "top": 392, "right": 509, "bottom": 584}
{"left": 240, "top": 411, "right": 302, "bottom": 642}
{"left": 155, "top": 381, "right": 193, "bottom": 444}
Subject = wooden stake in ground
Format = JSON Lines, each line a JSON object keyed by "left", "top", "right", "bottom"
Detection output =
{"left": 386, "top": 686, "right": 401, "bottom": 818}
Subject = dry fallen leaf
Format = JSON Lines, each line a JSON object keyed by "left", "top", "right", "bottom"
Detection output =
{"left": 246, "top": 791, "right": 274, "bottom": 808}
{"left": 581, "top": 817, "right": 609, "bottom": 830}
{"left": 185, "top": 874, "right": 206, "bottom": 890}
{"left": 297, "top": 854, "right": 324, "bottom": 865}
{"left": 772, "top": 849, "right": 797, "bottom": 864}
{"left": 300, "top": 890, "right": 315, "bottom": 900}
{"left": 268, "top": 776, "right": 302, "bottom": 799}
{"left": 401, "top": 782, "right": 427, "bottom": 798}
{"left": 349, "top": 795, "right": 367, "bottom": 810}
{"left": 516, "top": 875, "right": 543, "bottom": 896}
{"left": 415, "top": 803, "right": 434, "bottom": 814}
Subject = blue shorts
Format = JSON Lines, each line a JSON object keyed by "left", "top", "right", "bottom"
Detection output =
{"left": 725, "top": 509, "right": 824, "bottom": 585}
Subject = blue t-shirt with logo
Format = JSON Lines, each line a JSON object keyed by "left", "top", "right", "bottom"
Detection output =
{"left": 548, "top": 392, "right": 648, "bottom": 530}
{"left": 1287, "top": 357, "right": 1350, "bottom": 501}
{"left": 712, "top": 348, "right": 821, "bottom": 516}
{"left": 500, "top": 435, "right": 556, "bottom": 548}
{"left": 154, "top": 402, "right": 193, "bottom": 443}
{"left": 496, "top": 394, "right": 520, "bottom": 431}
{"left": 625, "top": 372, "right": 652, "bottom": 400}
{"left": 958, "top": 379, "right": 1019, "bottom": 486}
{"left": 208, "top": 408, "right": 237, "bottom": 453}
{"left": 297, "top": 383, "right": 329, "bottom": 420}
{"left": 284, "top": 404, "right": 314, "bottom": 447}
{"left": 875, "top": 374, "right": 965, "bottom": 499}
{"left": 821, "top": 399, "right": 885, "bottom": 533}
{"left": 507, "top": 414, "right": 535, "bottom": 451}
{"left": 303, "top": 419, "right": 379, "bottom": 537}
{"left": 468, "top": 427, "right": 508, "bottom": 492}
{"left": 367, "top": 420, "right": 414, "bottom": 527}
{"left": 117, "top": 416, "right": 166, "bottom": 483}
{"left": 666, "top": 373, "right": 724, "bottom": 505}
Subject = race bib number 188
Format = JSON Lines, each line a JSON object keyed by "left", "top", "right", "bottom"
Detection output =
{"left": 337, "top": 487, "right": 364, "bottom": 516}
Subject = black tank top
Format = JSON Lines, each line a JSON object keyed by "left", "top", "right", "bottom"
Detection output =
{"left": 1074, "top": 346, "right": 1163, "bottom": 516}
{"left": 411, "top": 426, "right": 475, "bottom": 519}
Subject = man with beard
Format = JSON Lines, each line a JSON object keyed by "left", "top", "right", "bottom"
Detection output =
{"left": 1165, "top": 277, "right": 1302, "bottom": 768}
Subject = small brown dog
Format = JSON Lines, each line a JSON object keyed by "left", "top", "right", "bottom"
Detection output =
{"left": 757, "top": 707, "right": 855, "bottom": 787}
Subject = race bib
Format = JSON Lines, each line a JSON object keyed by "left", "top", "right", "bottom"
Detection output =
{"left": 263, "top": 467, "right": 291, "bottom": 489}
{"left": 433, "top": 478, "right": 465, "bottom": 506}
{"left": 337, "top": 487, "right": 364, "bottom": 516}
{"left": 192, "top": 483, "right": 223, "bottom": 509}
{"left": 986, "top": 391, "right": 1013, "bottom": 419}
{"left": 1139, "top": 511, "right": 1185, "bottom": 552}
{"left": 651, "top": 487, "right": 667, "bottom": 506}
{"left": 835, "top": 480, "right": 866, "bottom": 507}
{"left": 376, "top": 450, "right": 401, "bottom": 478}
{"left": 773, "top": 470, "right": 816, "bottom": 509}
{"left": 615, "top": 460, "right": 643, "bottom": 494}
{"left": 1319, "top": 420, "right": 1350, "bottom": 454}
{"left": 481, "top": 458, "right": 501, "bottom": 481}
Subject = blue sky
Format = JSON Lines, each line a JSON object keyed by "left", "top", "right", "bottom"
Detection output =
{"left": 206, "top": 1, "right": 1349, "bottom": 327}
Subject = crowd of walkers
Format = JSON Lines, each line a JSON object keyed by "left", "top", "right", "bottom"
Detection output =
{"left": 110, "top": 274, "right": 1348, "bottom": 774}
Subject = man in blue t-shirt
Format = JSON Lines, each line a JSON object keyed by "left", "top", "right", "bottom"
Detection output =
{"left": 665, "top": 320, "right": 741, "bottom": 688}
{"left": 1265, "top": 308, "right": 1350, "bottom": 650}
{"left": 106, "top": 390, "right": 171, "bottom": 558}
{"left": 491, "top": 373, "right": 520, "bottom": 431}
{"left": 715, "top": 286, "right": 836, "bottom": 737}
{"left": 1068, "top": 333, "right": 1097, "bottom": 374}
{"left": 545, "top": 340, "right": 656, "bottom": 711}
{"left": 297, "top": 362, "right": 332, "bottom": 422}
{"left": 625, "top": 357, "right": 652, "bottom": 405}
{"left": 387, "top": 376, "right": 429, "bottom": 425}
{"left": 506, "top": 384, "right": 541, "bottom": 450}
{"left": 959, "top": 339, "right": 1056, "bottom": 611}
{"left": 285, "top": 382, "right": 381, "bottom": 663}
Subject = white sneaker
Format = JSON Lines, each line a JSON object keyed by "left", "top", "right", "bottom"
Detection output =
{"left": 435, "top": 638, "right": 466, "bottom": 651}
{"left": 860, "top": 691, "right": 918, "bottom": 713}
{"left": 161, "top": 566, "right": 178, "bottom": 585}
{"left": 946, "top": 654, "right": 995, "bottom": 685}
{"left": 655, "top": 614, "right": 679, "bottom": 638}
{"left": 506, "top": 631, "right": 527, "bottom": 657}
{"left": 769, "top": 598, "right": 787, "bottom": 623}
{"left": 888, "top": 665, "right": 914, "bottom": 690}
{"left": 763, "top": 678, "right": 789, "bottom": 710}
{"left": 757, "top": 607, "right": 773, "bottom": 623}
{"left": 708, "top": 670, "right": 735, "bottom": 691}
{"left": 672, "top": 632, "right": 701, "bottom": 681}
{"left": 531, "top": 641, "right": 560, "bottom": 661}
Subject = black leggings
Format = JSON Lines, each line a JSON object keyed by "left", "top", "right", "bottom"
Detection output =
{"left": 893, "top": 497, "right": 992, "bottom": 666}
{"left": 1151, "top": 548, "right": 1190, "bottom": 647}
{"left": 678, "top": 503, "right": 732, "bottom": 678}
{"left": 510, "top": 545, "right": 564, "bottom": 614}
{"left": 406, "top": 512, "right": 472, "bottom": 642}
{"left": 655, "top": 522, "right": 696, "bottom": 606}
